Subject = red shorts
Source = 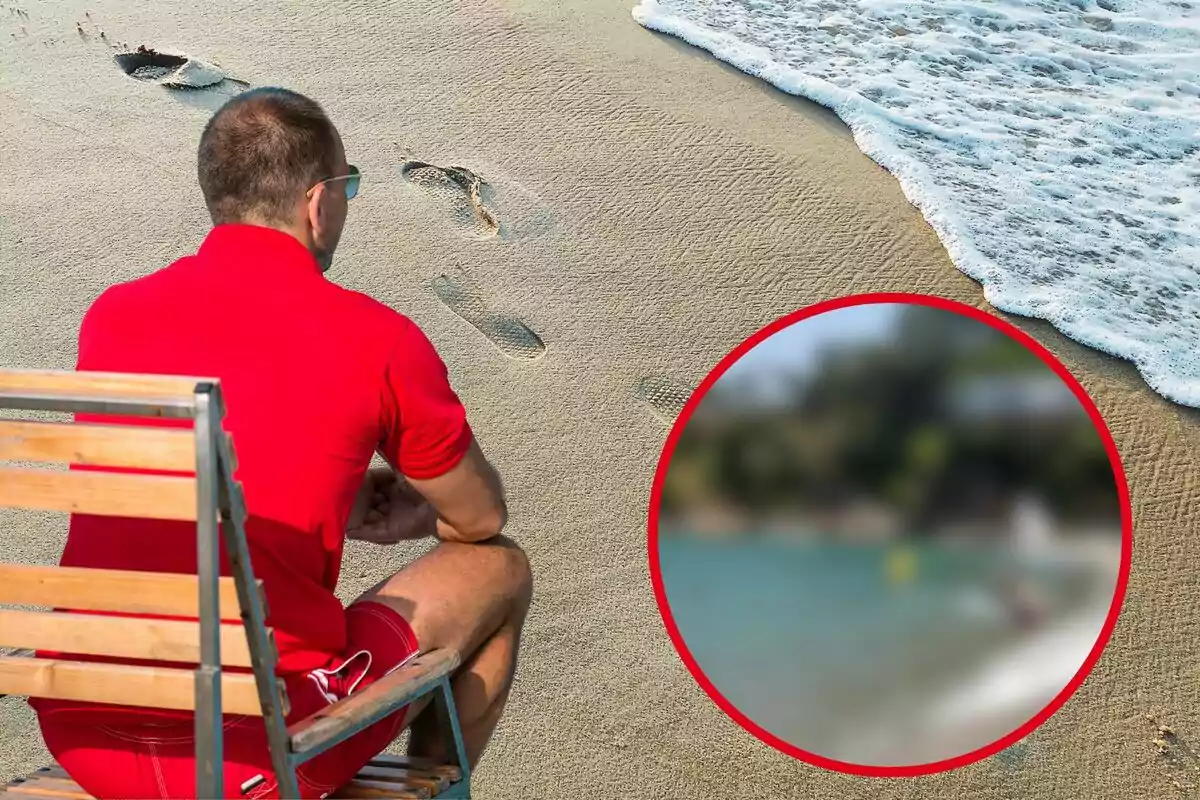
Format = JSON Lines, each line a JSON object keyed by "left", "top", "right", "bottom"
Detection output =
{"left": 36, "top": 601, "right": 420, "bottom": 799}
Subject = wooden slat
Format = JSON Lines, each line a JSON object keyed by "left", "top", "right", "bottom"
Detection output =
{"left": 368, "top": 756, "right": 461, "bottom": 783}
{"left": 30, "top": 767, "right": 70, "bottom": 780}
{"left": 13, "top": 778, "right": 79, "bottom": 792}
{"left": 0, "top": 369, "right": 211, "bottom": 402}
{"left": 0, "top": 420, "right": 196, "bottom": 472}
{"left": 0, "top": 656, "right": 275, "bottom": 716}
{"left": 336, "top": 779, "right": 430, "bottom": 799}
{"left": 356, "top": 766, "right": 448, "bottom": 794}
{"left": 2, "top": 786, "right": 90, "bottom": 796}
{"left": 0, "top": 467, "right": 196, "bottom": 520}
{"left": 0, "top": 564, "right": 251, "bottom": 619}
{"left": 0, "top": 609, "right": 253, "bottom": 668}
{"left": 3, "top": 777, "right": 88, "bottom": 799}
{"left": 289, "top": 649, "right": 462, "bottom": 755}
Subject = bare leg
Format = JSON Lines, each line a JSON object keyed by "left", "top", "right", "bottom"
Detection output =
{"left": 353, "top": 535, "right": 532, "bottom": 769}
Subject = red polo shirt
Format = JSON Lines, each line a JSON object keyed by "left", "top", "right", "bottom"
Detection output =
{"left": 54, "top": 224, "right": 473, "bottom": 676}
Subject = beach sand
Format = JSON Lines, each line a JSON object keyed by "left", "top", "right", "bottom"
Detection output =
{"left": 1, "top": 0, "right": 1197, "bottom": 797}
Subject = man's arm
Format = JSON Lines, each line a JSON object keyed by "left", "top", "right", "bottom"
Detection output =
{"left": 374, "top": 321, "right": 506, "bottom": 544}
{"left": 407, "top": 439, "right": 507, "bottom": 543}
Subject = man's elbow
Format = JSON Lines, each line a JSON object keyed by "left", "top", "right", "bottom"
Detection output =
{"left": 470, "top": 501, "right": 508, "bottom": 542}
{"left": 451, "top": 501, "right": 508, "bottom": 543}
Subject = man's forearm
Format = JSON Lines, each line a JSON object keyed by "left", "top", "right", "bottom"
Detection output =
{"left": 435, "top": 466, "right": 508, "bottom": 543}
{"left": 406, "top": 442, "right": 509, "bottom": 543}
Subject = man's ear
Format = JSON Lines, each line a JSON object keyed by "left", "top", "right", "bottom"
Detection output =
{"left": 306, "top": 183, "right": 325, "bottom": 231}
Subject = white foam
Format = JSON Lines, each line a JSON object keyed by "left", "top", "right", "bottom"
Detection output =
{"left": 926, "top": 597, "right": 1108, "bottom": 726}
{"left": 633, "top": 0, "right": 1200, "bottom": 407}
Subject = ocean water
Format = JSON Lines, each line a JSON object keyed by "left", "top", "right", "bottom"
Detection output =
{"left": 632, "top": 0, "right": 1200, "bottom": 407}
{"left": 657, "top": 535, "right": 1109, "bottom": 765}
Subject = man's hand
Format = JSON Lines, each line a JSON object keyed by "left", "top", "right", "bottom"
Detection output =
{"left": 346, "top": 468, "right": 437, "bottom": 544}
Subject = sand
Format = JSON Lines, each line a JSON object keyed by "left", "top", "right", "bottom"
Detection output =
{"left": 1, "top": 0, "right": 1197, "bottom": 797}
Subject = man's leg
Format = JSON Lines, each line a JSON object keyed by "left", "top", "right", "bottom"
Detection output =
{"left": 354, "top": 535, "right": 532, "bottom": 769}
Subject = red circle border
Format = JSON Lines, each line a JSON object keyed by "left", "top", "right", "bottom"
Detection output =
{"left": 646, "top": 291, "right": 1134, "bottom": 778}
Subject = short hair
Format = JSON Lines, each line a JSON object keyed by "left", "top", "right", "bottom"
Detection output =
{"left": 197, "top": 88, "right": 339, "bottom": 226}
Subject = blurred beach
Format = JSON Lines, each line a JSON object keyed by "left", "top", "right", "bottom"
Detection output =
{"left": 659, "top": 302, "right": 1125, "bottom": 766}
{"left": 0, "top": 0, "right": 1191, "bottom": 797}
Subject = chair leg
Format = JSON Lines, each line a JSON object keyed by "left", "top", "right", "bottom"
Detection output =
{"left": 433, "top": 677, "right": 471, "bottom": 797}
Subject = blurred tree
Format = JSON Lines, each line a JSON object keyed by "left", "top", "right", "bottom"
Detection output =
{"left": 663, "top": 305, "right": 1119, "bottom": 532}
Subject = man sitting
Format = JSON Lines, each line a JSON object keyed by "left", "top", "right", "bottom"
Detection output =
{"left": 31, "top": 87, "right": 532, "bottom": 800}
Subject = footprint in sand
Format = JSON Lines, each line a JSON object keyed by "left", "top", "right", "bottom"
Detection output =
{"left": 993, "top": 737, "right": 1037, "bottom": 770}
{"left": 114, "top": 45, "right": 243, "bottom": 90}
{"left": 400, "top": 161, "right": 500, "bottom": 241}
{"left": 396, "top": 149, "right": 560, "bottom": 241}
{"left": 431, "top": 272, "right": 545, "bottom": 361}
{"left": 634, "top": 376, "right": 694, "bottom": 425}
{"left": 110, "top": 44, "right": 249, "bottom": 111}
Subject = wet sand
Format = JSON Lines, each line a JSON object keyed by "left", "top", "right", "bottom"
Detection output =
{"left": 1, "top": 0, "right": 1197, "bottom": 797}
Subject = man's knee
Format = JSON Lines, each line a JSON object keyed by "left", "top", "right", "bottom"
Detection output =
{"left": 487, "top": 535, "right": 533, "bottom": 612}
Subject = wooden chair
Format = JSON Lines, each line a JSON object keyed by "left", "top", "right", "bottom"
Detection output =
{"left": 0, "top": 368, "right": 471, "bottom": 799}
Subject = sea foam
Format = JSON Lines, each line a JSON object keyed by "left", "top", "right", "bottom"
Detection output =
{"left": 633, "top": 0, "right": 1200, "bottom": 406}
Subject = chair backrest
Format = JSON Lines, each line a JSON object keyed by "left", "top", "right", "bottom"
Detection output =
{"left": 0, "top": 368, "right": 288, "bottom": 719}
{"left": 0, "top": 565, "right": 267, "bottom": 715}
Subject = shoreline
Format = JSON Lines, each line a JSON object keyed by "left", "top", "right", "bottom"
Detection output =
{"left": 628, "top": 0, "right": 1200, "bottom": 411}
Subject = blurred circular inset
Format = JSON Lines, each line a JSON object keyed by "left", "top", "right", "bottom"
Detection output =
{"left": 649, "top": 294, "right": 1130, "bottom": 777}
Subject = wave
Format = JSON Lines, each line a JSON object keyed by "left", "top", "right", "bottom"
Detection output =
{"left": 632, "top": 0, "right": 1200, "bottom": 407}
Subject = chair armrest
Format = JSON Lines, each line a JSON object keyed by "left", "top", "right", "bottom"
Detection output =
{"left": 288, "top": 648, "right": 461, "bottom": 759}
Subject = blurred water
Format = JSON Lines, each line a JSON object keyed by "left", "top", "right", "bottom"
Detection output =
{"left": 659, "top": 533, "right": 1113, "bottom": 765}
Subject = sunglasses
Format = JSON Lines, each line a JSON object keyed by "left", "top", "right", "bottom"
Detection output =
{"left": 307, "top": 164, "right": 361, "bottom": 200}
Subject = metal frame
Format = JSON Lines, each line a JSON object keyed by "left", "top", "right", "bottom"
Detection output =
{"left": 0, "top": 391, "right": 197, "bottom": 419}
{"left": 207, "top": 387, "right": 300, "bottom": 799}
{"left": 194, "top": 385, "right": 225, "bottom": 798}
{"left": 432, "top": 677, "right": 473, "bottom": 799}
{"left": 0, "top": 379, "right": 472, "bottom": 799}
